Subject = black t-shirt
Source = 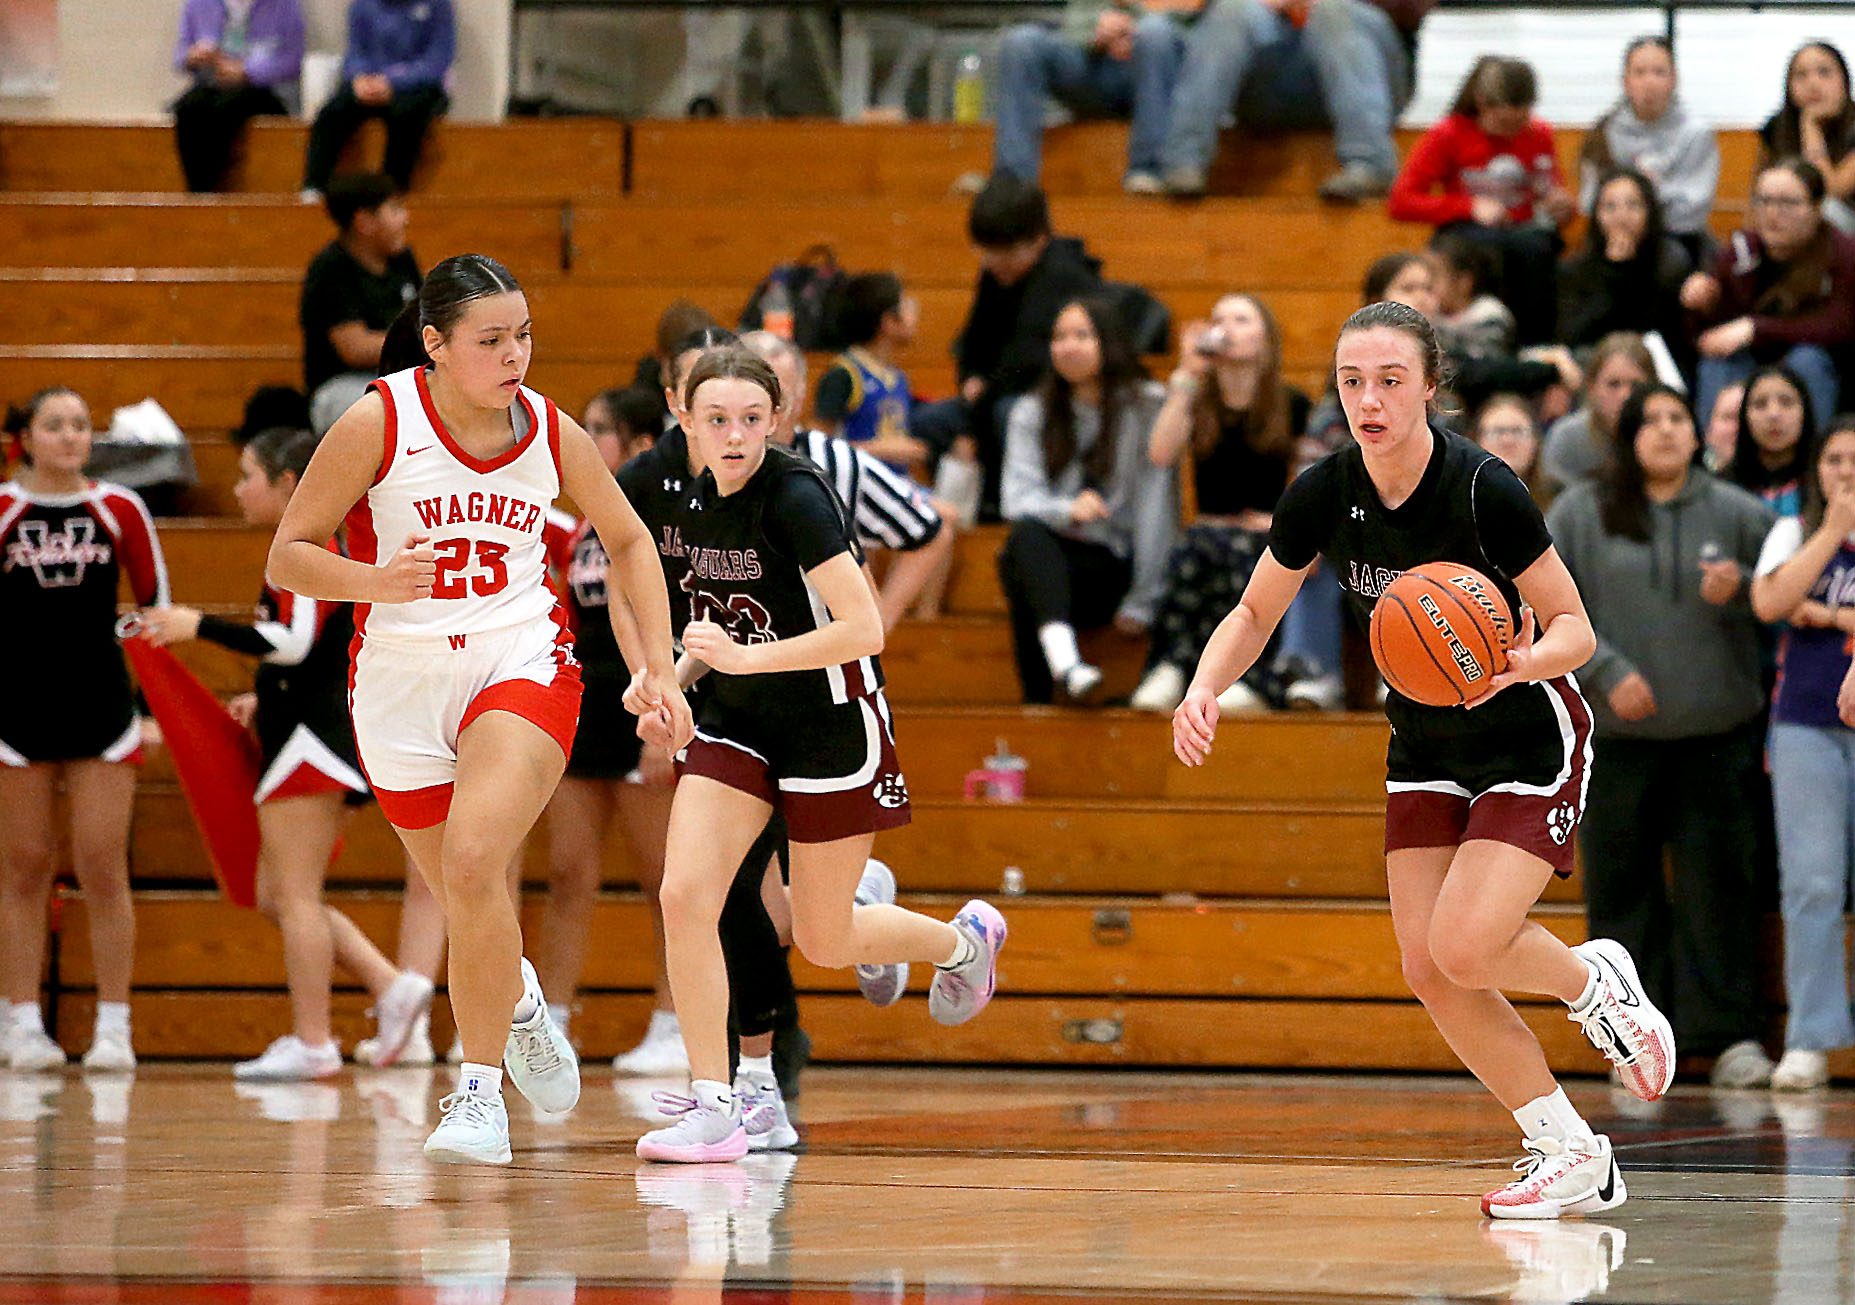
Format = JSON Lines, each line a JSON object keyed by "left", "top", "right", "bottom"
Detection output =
{"left": 1193, "top": 387, "right": 1309, "bottom": 517}
{"left": 615, "top": 425, "right": 701, "bottom": 637}
{"left": 1269, "top": 425, "right": 1555, "bottom": 737}
{"left": 298, "top": 241, "right": 422, "bottom": 392}
{"left": 677, "top": 444, "right": 878, "bottom": 712}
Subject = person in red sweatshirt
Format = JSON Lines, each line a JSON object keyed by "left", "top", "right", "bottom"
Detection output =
{"left": 1389, "top": 56, "right": 1573, "bottom": 347}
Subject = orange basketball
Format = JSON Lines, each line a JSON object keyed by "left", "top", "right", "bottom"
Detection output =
{"left": 1369, "top": 562, "right": 1514, "bottom": 707}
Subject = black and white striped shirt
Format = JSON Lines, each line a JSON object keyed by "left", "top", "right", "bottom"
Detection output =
{"left": 794, "top": 428, "right": 942, "bottom": 552}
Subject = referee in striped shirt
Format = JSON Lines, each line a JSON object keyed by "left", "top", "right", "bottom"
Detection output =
{"left": 743, "top": 331, "right": 956, "bottom": 628}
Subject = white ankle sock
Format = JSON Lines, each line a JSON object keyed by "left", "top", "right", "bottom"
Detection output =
{"left": 10, "top": 1002, "right": 45, "bottom": 1036}
{"left": 737, "top": 1053, "right": 775, "bottom": 1083}
{"left": 1514, "top": 1087, "right": 1592, "bottom": 1145}
{"left": 1569, "top": 959, "right": 1600, "bottom": 1011}
{"left": 547, "top": 1002, "right": 571, "bottom": 1034}
{"left": 94, "top": 1002, "right": 131, "bottom": 1036}
{"left": 511, "top": 982, "right": 542, "bottom": 1025}
{"left": 1037, "top": 622, "right": 1081, "bottom": 676}
{"left": 937, "top": 927, "right": 977, "bottom": 970}
{"left": 692, "top": 1078, "right": 738, "bottom": 1118}
{"left": 459, "top": 1062, "right": 503, "bottom": 1099}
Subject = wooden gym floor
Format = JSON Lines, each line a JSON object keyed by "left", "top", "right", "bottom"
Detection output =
{"left": 1, "top": 1065, "right": 1851, "bottom": 1304}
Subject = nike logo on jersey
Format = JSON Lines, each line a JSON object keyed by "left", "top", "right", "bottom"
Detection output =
{"left": 407, "top": 444, "right": 433, "bottom": 455}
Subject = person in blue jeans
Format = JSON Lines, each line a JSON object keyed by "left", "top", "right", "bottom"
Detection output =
{"left": 1159, "top": 0, "right": 1425, "bottom": 201}
{"left": 1751, "top": 418, "right": 1855, "bottom": 1091}
{"left": 984, "top": 2, "right": 1191, "bottom": 194}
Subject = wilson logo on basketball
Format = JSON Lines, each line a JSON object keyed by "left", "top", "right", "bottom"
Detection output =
{"left": 1417, "top": 594, "right": 1485, "bottom": 683}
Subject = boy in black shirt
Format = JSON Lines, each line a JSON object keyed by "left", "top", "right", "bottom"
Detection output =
{"left": 299, "top": 173, "right": 420, "bottom": 434}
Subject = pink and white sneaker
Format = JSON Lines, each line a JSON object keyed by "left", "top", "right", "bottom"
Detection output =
{"left": 928, "top": 900, "right": 1006, "bottom": 1027}
{"left": 1482, "top": 1133, "right": 1625, "bottom": 1220}
{"left": 1568, "top": 939, "right": 1676, "bottom": 1102}
{"left": 636, "top": 1090, "right": 749, "bottom": 1164}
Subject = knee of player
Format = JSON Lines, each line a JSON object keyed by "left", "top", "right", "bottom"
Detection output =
{"left": 655, "top": 873, "right": 727, "bottom": 933}
{"left": 1, "top": 840, "right": 59, "bottom": 886}
{"left": 790, "top": 918, "right": 855, "bottom": 971}
{"left": 437, "top": 837, "right": 513, "bottom": 903}
{"left": 1426, "top": 926, "right": 1498, "bottom": 992}
{"left": 1398, "top": 940, "right": 1453, "bottom": 1002}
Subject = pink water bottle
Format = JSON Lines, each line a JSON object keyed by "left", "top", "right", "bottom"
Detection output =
{"left": 963, "top": 738, "right": 1028, "bottom": 802}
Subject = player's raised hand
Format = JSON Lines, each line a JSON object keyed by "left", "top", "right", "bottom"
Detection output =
{"left": 378, "top": 534, "right": 437, "bottom": 603}
{"left": 1466, "top": 606, "right": 1536, "bottom": 708}
{"left": 1172, "top": 685, "right": 1220, "bottom": 766}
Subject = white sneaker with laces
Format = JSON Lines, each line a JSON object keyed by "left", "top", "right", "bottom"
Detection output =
{"left": 424, "top": 1091, "right": 511, "bottom": 1165}
{"left": 1709, "top": 1038, "right": 1775, "bottom": 1089}
{"left": 1482, "top": 1133, "right": 1625, "bottom": 1220}
{"left": 928, "top": 900, "right": 1007, "bottom": 1026}
{"left": 853, "top": 859, "right": 908, "bottom": 1007}
{"left": 8, "top": 1027, "right": 67, "bottom": 1072}
{"left": 81, "top": 1026, "right": 135, "bottom": 1073}
{"left": 737, "top": 1074, "right": 799, "bottom": 1152}
{"left": 504, "top": 958, "right": 580, "bottom": 1114}
{"left": 614, "top": 1011, "right": 689, "bottom": 1076}
{"left": 234, "top": 1035, "right": 342, "bottom": 1082}
{"left": 1567, "top": 939, "right": 1675, "bottom": 1101}
{"left": 1772, "top": 1048, "right": 1830, "bottom": 1091}
{"left": 636, "top": 1089, "right": 749, "bottom": 1163}
{"left": 368, "top": 973, "right": 435, "bottom": 1068}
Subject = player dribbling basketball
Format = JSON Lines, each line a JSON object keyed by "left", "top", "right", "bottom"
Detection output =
{"left": 1173, "top": 301, "right": 1675, "bottom": 1219}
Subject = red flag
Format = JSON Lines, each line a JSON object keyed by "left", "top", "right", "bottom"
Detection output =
{"left": 121, "top": 631, "right": 260, "bottom": 909}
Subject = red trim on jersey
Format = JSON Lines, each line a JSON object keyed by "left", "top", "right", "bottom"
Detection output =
{"left": 343, "top": 496, "right": 379, "bottom": 636}
{"left": 544, "top": 396, "right": 562, "bottom": 479}
{"left": 414, "top": 367, "right": 543, "bottom": 475}
{"left": 457, "top": 601, "right": 583, "bottom": 759}
{"left": 261, "top": 762, "right": 352, "bottom": 804}
{"left": 375, "top": 781, "right": 454, "bottom": 830}
{"left": 368, "top": 378, "right": 398, "bottom": 486}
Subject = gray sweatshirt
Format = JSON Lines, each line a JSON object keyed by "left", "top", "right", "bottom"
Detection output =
{"left": 1002, "top": 381, "right": 1178, "bottom": 625}
{"left": 1546, "top": 471, "right": 1776, "bottom": 739}
{"left": 1578, "top": 97, "right": 1720, "bottom": 238}
{"left": 1541, "top": 407, "right": 1604, "bottom": 497}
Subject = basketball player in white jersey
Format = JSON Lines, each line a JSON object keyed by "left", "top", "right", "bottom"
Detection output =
{"left": 269, "top": 254, "right": 692, "bottom": 1165}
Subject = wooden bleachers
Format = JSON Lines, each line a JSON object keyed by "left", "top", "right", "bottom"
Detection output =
{"left": 3, "top": 116, "right": 1798, "bottom": 1077}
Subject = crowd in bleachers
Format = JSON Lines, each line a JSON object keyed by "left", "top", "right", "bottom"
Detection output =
{"left": 7, "top": 3, "right": 1855, "bottom": 1097}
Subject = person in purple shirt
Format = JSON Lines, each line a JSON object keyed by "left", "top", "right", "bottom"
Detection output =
{"left": 172, "top": 0, "right": 305, "bottom": 192}
{"left": 304, "top": 0, "right": 454, "bottom": 196}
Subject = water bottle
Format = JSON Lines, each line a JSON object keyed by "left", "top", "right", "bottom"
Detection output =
{"left": 760, "top": 279, "right": 795, "bottom": 340}
{"left": 953, "top": 52, "right": 984, "bottom": 124}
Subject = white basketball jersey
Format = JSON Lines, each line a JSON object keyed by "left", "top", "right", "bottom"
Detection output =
{"left": 348, "top": 367, "right": 564, "bottom": 641}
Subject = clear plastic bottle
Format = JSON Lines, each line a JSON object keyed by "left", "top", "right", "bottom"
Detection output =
{"left": 760, "top": 279, "right": 795, "bottom": 340}
{"left": 953, "top": 52, "right": 984, "bottom": 124}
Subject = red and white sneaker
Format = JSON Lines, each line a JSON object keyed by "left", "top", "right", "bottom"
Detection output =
{"left": 1482, "top": 1133, "right": 1625, "bottom": 1220}
{"left": 1568, "top": 939, "right": 1676, "bottom": 1101}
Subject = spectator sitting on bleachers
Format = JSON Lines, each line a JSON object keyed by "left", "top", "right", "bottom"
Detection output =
{"left": 975, "top": 0, "right": 1192, "bottom": 195}
{"left": 1159, "top": 0, "right": 1429, "bottom": 203}
{"left": 1474, "top": 393, "right": 1548, "bottom": 505}
{"left": 1760, "top": 42, "right": 1855, "bottom": 235}
{"left": 1130, "top": 294, "right": 1307, "bottom": 714}
{"left": 1540, "top": 332, "right": 1653, "bottom": 496}
{"left": 1730, "top": 363, "right": 1816, "bottom": 517}
{"left": 814, "top": 272, "right": 931, "bottom": 472}
{"left": 1703, "top": 382, "right": 1745, "bottom": 473}
{"left": 1750, "top": 417, "right": 1855, "bottom": 1091}
{"left": 1548, "top": 382, "right": 1778, "bottom": 1090}
{"left": 998, "top": 297, "right": 1176, "bottom": 703}
{"left": 1388, "top": 55, "right": 1571, "bottom": 346}
{"left": 172, "top": 0, "right": 305, "bottom": 193}
{"left": 919, "top": 176, "right": 1105, "bottom": 517}
{"left": 634, "top": 300, "right": 721, "bottom": 434}
{"left": 1429, "top": 229, "right": 1517, "bottom": 360}
{"left": 303, "top": 0, "right": 453, "bottom": 197}
{"left": 1577, "top": 36, "right": 1719, "bottom": 261}
{"left": 298, "top": 173, "right": 420, "bottom": 436}
{"left": 1557, "top": 169, "right": 1693, "bottom": 364}
{"left": 1683, "top": 158, "right": 1855, "bottom": 436}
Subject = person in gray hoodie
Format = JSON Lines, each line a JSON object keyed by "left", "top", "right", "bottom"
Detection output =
{"left": 1546, "top": 382, "right": 1778, "bottom": 1087}
{"left": 999, "top": 297, "right": 1177, "bottom": 703}
{"left": 1577, "top": 36, "right": 1720, "bottom": 260}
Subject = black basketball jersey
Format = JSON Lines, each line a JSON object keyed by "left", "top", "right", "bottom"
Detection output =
{"left": 670, "top": 443, "right": 878, "bottom": 712}
{"left": 616, "top": 426, "right": 702, "bottom": 638}
{"left": 1270, "top": 425, "right": 1556, "bottom": 738}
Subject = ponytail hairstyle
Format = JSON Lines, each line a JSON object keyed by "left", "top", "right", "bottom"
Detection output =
{"left": 1601, "top": 382, "right": 1695, "bottom": 542}
{"left": 1036, "top": 296, "right": 1144, "bottom": 485}
{"left": 1332, "top": 300, "right": 1450, "bottom": 413}
{"left": 417, "top": 253, "right": 523, "bottom": 354}
{"left": 4, "top": 386, "right": 84, "bottom": 467}
{"left": 681, "top": 344, "right": 784, "bottom": 413}
{"left": 669, "top": 326, "right": 742, "bottom": 402}
{"left": 379, "top": 303, "right": 429, "bottom": 375}
{"left": 244, "top": 426, "right": 319, "bottom": 486}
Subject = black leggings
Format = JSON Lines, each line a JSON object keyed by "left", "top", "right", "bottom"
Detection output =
{"left": 172, "top": 83, "right": 287, "bottom": 192}
{"left": 720, "top": 812, "right": 795, "bottom": 1041}
{"left": 997, "top": 518, "right": 1132, "bottom": 703}
{"left": 304, "top": 84, "right": 449, "bottom": 192}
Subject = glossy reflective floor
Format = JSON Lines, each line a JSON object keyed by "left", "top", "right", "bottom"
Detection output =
{"left": 1, "top": 1065, "right": 1853, "bottom": 1304}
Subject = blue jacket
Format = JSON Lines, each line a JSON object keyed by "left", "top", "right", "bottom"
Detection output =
{"left": 343, "top": 0, "right": 453, "bottom": 93}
